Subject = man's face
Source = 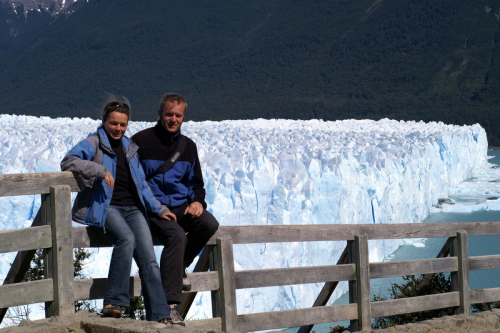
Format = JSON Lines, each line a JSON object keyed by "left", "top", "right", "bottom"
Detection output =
{"left": 158, "top": 100, "right": 186, "bottom": 134}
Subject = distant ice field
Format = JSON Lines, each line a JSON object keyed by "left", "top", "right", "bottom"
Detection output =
{"left": 0, "top": 115, "right": 489, "bottom": 321}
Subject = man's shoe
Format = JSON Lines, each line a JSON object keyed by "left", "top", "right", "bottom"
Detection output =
{"left": 169, "top": 306, "right": 184, "bottom": 324}
{"left": 101, "top": 304, "right": 122, "bottom": 318}
{"left": 159, "top": 318, "right": 186, "bottom": 327}
{"left": 182, "top": 269, "right": 191, "bottom": 291}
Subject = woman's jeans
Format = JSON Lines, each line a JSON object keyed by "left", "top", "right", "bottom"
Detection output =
{"left": 95, "top": 205, "right": 170, "bottom": 321}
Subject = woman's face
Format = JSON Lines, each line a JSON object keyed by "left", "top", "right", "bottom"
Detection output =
{"left": 103, "top": 111, "right": 129, "bottom": 140}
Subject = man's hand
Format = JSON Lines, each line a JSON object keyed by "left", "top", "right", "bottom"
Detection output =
{"left": 104, "top": 172, "right": 115, "bottom": 188}
{"left": 184, "top": 201, "right": 203, "bottom": 218}
{"left": 161, "top": 211, "right": 177, "bottom": 222}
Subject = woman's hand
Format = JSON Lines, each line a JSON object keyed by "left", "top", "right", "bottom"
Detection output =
{"left": 105, "top": 172, "right": 115, "bottom": 188}
{"left": 162, "top": 211, "right": 177, "bottom": 222}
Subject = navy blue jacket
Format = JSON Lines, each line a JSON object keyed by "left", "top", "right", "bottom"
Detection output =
{"left": 132, "top": 121, "right": 207, "bottom": 209}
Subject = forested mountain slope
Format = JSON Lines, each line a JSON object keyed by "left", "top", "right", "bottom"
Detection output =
{"left": 1, "top": 0, "right": 500, "bottom": 144}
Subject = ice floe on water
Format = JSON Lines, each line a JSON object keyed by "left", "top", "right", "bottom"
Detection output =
{"left": 432, "top": 152, "right": 500, "bottom": 213}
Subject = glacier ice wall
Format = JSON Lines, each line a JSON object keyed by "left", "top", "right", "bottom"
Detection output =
{"left": 0, "top": 115, "right": 488, "bottom": 318}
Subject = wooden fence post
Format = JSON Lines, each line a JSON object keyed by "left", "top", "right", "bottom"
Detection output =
{"left": 41, "top": 192, "right": 55, "bottom": 317}
{"left": 451, "top": 230, "right": 470, "bottom": 315}
{"left": 348, "top": 234, "right": 371, "bottom": 332}
{"left": 209, "top": 244, "right": 222, "bottom": 318}
{"left": 44, "top": 185, "right": 74, "bottom": 317}
{"left": 217, "top": 236, "right": 237, "bottom": 331}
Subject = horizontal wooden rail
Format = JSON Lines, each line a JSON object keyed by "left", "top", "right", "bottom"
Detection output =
{"left": 0, "top": 279, "right": 54, "bottom": 308}
{"left": 186, "top": 272, "right": 220, "bottom": 292}
{"left": 72, "top": 226, "right": 111, "bottom": 248}
{"left": 469, "top": 255, "right": 500, "bottom": 270}
{"left": 73, "top": 226, "right": 173, "bottom": 249}
{"left": 0, "top": 225, "right": 52, "bottom": 254}
{"left": 235, "top": 264, "right": 356, "bottom": 289}
{"left": 206, "top": 222, "right": 500, "bottom": 244}
{"left": 471, "top": 287, "right": 500, "bottom": 304}
{"left": 370, "top": 257, "right": 457, "bottom": 279}
{"left": 73, "top": 277, "right": 142, "bottom": 301}
{"left": 73, "top": 272, "right": 219, "bottom": 301}
{"left": 371, "top": 292, "right": 460, "bottom": 318}
{"left": 73, "top": 223, "right": 500, "bottom": 248}
{"left": 0, "top": 172, "right": 80, "bottom": 197}
{"left": 236, "top": 303, "right": 358, "bottom": 332}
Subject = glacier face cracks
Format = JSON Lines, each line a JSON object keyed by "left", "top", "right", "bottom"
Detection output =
{"left": 0, "top": 115, "right": 488, "bottom": 318}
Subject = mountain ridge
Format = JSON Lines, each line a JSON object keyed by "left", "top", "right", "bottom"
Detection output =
{"left": 1, "top": 0, "right": 500, "bottom": 144}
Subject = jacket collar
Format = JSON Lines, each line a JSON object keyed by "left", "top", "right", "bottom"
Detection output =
{"left": 154, "top": 120, "right": 180, "bottom": 145}
{"left": 96, "top": 125, "right": 135, "bottom": 155}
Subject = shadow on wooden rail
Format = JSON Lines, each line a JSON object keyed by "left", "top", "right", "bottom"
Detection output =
{"left": 2, "top": 171, "right": 500, "bottom": 332}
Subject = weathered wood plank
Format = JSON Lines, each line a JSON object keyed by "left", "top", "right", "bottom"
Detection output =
{"left": 370, "top": 257, "right": 458, "bottom": 279}
{"left": 235, "top": 264, "right": 355, "bottom": 289}
{"left": 297, "top": 246, "right": 349, "bottom": 333}
{"left": 178, "top": 246, "right": 213, "bottom": 318}
{"left": 185, "top": 271, "right": 219, "bottom": 292}
{"left": 73, "top": 276, "right": 143, "bottom": 300}
{"left": 0, "top": 209, "right": 41, "bottom": 323}
{"left": 469, "top": 255, "right": 500, "bottom": 270}
{"left": 209, "top": 244, "right": 221, "bottom": 319}
{"left": 0, "top": 171, "right": 80, "bottom": 197}
{"left": 0, "top": 279, "right": 54, "bottom": 308}
{"left": 183, "top": 318, "right": 222, "bottom": 331}
{"left": 72, "top": 225, "right": 164, "bottom": 248}
{"left": 129, "top": 275, "right": 143, "bottom": 297}
{"left": 0, "top": 225, "right": 52, "bottom": 254}
{"left": 74, "top": 278, "right": 107, "bottom": 300}
{"left": 350, "top": 235, "right": 370, "bottom": 331}
{"left": 470, "top": 287, "right": 500, "bottom": 304}
{"left": 371, "top": 292, "right": 460, "bottom": 318}
{"left": 347, "top": 240, "right": 357, "bottom": 329}
{"left": 236, "top": 304, "right": 358, "bottom": 332}
{"left": 217, "top": 236, "right": 237, "bottom": 332}
{"left": 49, "top": 186, "right": 74, "bottom": 317}
{"left": 72, "top": 226, "right": 112, "bottom": 248}
{"left": 0, "top": 209, "right": 42, "bottom": 284}
{"left": 207, "top": 223, "right": 500, "bottom": 245}
{"left": 42, "top": 192, "right": 55, "bottom": 317}
{"left": 451, "top": 231, "right": 470, "bottom": 315}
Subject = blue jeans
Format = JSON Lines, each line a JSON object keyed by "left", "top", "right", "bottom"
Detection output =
{"left": 96, "top": 205, "right": 170, "bottom": 321}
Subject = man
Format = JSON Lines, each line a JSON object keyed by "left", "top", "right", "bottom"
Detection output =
{"left": 132, "top": 93, "right": 219, "bottom": 320}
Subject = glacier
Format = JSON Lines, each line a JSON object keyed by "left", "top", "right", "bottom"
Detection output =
{"left": 0, "top": 114, "right": 489, "bottom": 322}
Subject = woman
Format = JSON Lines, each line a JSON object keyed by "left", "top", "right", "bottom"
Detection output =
{"left": 61, "top": 99, "right": 179, "bottom": 325}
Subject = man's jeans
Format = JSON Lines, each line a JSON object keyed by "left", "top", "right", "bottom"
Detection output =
{"left": 96, "top": 205, "right": 169, "bottom": 321}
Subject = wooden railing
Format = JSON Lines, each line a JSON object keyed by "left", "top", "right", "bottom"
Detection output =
{"left": 1, "top": 171, "right": 500, "bottom": 332}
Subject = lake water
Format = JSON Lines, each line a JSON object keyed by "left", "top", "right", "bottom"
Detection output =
{"left": 284, "top": 150, "right": 500, "bottom": 333}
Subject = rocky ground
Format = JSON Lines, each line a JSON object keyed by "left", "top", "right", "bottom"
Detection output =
{"left": 367, "top": 308, "right": 500, "bottom": 333}
{"left": 0, "top": 310, "right": 237, "bottom": 333}
{"left": 3, "top": 308, "right": 500, "bottom": 333}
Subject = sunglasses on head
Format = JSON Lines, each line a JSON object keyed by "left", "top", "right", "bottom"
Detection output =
{"left": 108, "top": 102, "right": 130, "bottom": 109}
